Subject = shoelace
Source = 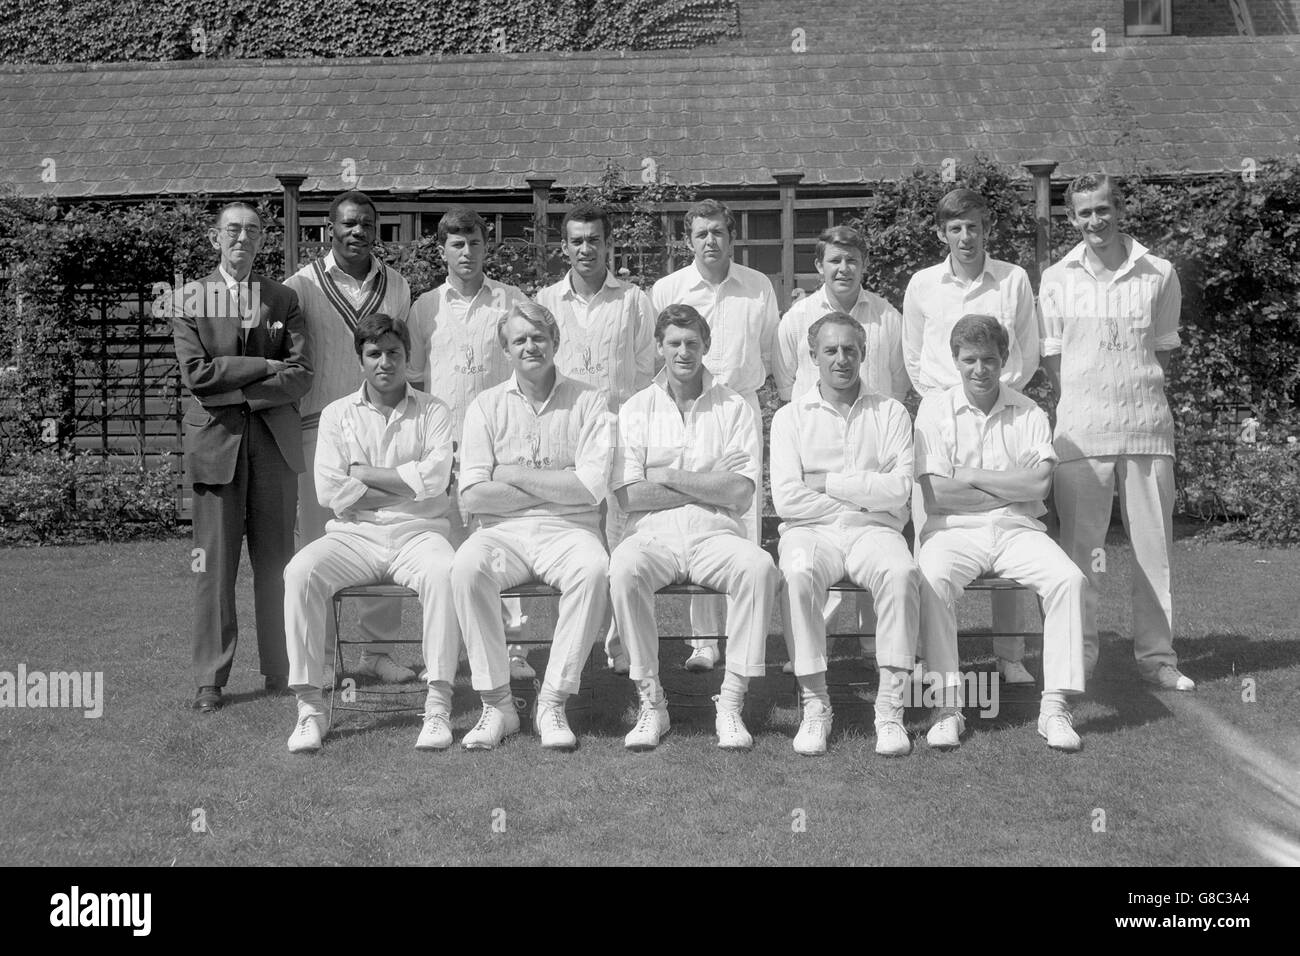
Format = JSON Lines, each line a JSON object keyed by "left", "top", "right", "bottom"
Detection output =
{"left": 470, "top": 710, "right": 495, "bottom": 735}
{"left": 540, "top": 706, "right": 566, "bottom": 730}
{"left": 634, "top": 704, "right": 660, "bottom": 732}
{"left": 718, "top": 710, "right": 744, "bottom": 735}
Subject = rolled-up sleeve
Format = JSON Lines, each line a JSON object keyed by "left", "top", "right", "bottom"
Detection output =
{"left": 914, "top": 397, "right": 955, "bottom": 479}
{"left": 315, "top": 404, "right": 369, "bottom": 514}
{"left": 1152, "top": 266, "right": 1183, "bottom": 351}
{"left": 1039, "top": 270, "right": 1065, "bottom": 357}
{"left": 457, "top": 396, "right": 496, "bottom": 491}
{"left": 611, "top": 398, "right": 647, "bottom": 493}
{"left": 573, "top": 389, "right": 612, "bottom": 504}
{"left": 1021, "top": 405, "right": 1059, "bottom": 467}
{"left": 395, "top": 400, "right": 455, "bottom": 500}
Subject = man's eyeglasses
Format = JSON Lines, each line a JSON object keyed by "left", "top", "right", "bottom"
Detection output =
{"left": 220, "top": 225, "right": 263, "bottom": 240}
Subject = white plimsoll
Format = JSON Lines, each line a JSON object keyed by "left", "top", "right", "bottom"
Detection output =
{"left": 354, "top": 652, "right": 416, "bottom": 683}
{"left": 536, "top": 702, "right": 577, "bottom": 751}
{"left": 288, "top": 709, "right": 327, "bottom": 754}
{"left": 415, "top": 711, "right": 453, "bottom": 750}
{"left": 793, "top": 700, "right": 833, "bottom": 756}
{"left": 998, "top": 659, "right": 1035, "bottom": 685}
{"left": 926, "top": 710, "right": 966, "bottom": 750}
{"left": 625, "top": 699, "right": 670, "bottom": 750}
{"left": 685, "top": 645, "right": 719, "bottom": 672}
{"left": 1037, "top": 711, "right": 1082, "bottom": 752}
{"left": 713, "top": 695, "right": 753, "bottom": 750}
{"left": 462, "top": 706, "right": 521, "bottom": 750}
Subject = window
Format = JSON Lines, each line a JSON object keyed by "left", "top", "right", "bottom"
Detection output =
{"left": 1125, "top": 0, "right": 1171, "bottom": 36}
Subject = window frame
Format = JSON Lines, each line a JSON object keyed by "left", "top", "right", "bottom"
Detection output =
{"left": 1124, "top": 0, "right": 1172, "bottom": 37}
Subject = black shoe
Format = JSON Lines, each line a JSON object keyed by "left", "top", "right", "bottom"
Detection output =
{"left": 194, "top": 686, "right": 223, "bottom": 713}
{"left": 264, "top": 675, "right": 289, "bottom": 695}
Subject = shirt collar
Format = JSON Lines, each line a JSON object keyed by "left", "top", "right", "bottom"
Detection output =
{"left": 563, "top": 269, "right": 620, "bottom": 299}
{"left": 1063, "top": 234, "right": 1150, "bottom": 281}
{"left": 443, "top": 276, "right": 494, "bottom": 304}
{"left": 939, "top": 254, "right": 995, "bottom": 287}
{"left": 324, "top": 250, "right": 380, "bottom": 287}
{"left": 507, "top": 368, "right": 565, "bottom": 407}
{"left": 815, "top": 285, "right": 871, "bottom": 315}
{"left": 351, "top": 381, "right": 417, "bottom": 414}
{"left": 652, "top": 365, "right": 716, "bottom": 397}
{"left": 800, "top": 380, "right": 868, "bottom": 411}
{"left": 217, "top": 264, "right": 250, "bottom": 290}
{"left": 953, "top": 383, "right": 1013, "bottom": 417}
{"left": 687, "top": 260, "right": 736, "bottom": 290}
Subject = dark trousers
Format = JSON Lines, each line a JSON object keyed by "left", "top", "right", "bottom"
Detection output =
{"left": 191, "top": 414, "right": 297, "bottom": 687}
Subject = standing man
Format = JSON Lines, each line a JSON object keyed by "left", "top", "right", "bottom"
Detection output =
{"left": 774, "top": 225, "right": 908, "bottom": 405}
{"left": 771, "top": 313, "right": 919, "bottom": 757}
{"left": 902, "top": 188, "right": 1039, "bottom": 685}
{"left": 609, "top": 305, "right": 778, "bottom": 751}
{"left": 451, "top": 302, "right": 612, "bottom": 751}
{"left": 651, "top": 199, "right": 780, "bottom": 671}
{"left": 172, "top": 202, "right": 311, "bottom": 712}
{"left": 282, "top": 314, "right": 458, "bottom": 753}
{"left": 536, "top": 202, "right": 655, "bottom": 674}
{"left": 407, "top": 206, "right": 535, "bottom": 679}
{"left": 285, "top": 190, "right": 416, "bottom": 684}
{"left": 913, "top": 314, "right": 1086, "bottom": 752}
{"left": 1040, "top": 174, "right": 1192, "bottom": 691}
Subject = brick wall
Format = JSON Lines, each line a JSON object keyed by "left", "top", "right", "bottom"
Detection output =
{"left": 731, "top": 0, "right": 1124, "bottom": 52}
{"left": 1173, "top": 0, "right": 1300, "bottom": 36}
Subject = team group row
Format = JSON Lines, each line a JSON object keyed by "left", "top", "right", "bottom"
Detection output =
{"left": 171, "top": 176, "right": 1192, "bottom": 760}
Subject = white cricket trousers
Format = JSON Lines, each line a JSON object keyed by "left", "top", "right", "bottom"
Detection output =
{"left": 452, "top": 516, "right": 609, "bottom": 694}
{"left": 610, "top": 529, "right": 779, "bottom": 680}
{"left": 1054, "top": 454, "right": 1176, "bottom": 671}
{"left": 780, "top": 524, "right": 919, "bottom": 675}
{"left": 284, "top": 521, "right": 458, "bottom": 691}
{"left": 917, "top": 524, "right": 1086, "bottom": 695}
{"left": 911, "top": 481, "right": 1025, "bottom": 661}
{"left": 298, "top": 426, "right": 403, "bottom": 655}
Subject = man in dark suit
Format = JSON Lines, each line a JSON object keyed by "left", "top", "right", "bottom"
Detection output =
{"left": 172, "top": 202, "right": 312, "bottom": 712}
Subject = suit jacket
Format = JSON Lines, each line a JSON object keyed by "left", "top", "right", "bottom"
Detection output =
{"left": 173, "top": 269, "right": 313, "bottom": 485}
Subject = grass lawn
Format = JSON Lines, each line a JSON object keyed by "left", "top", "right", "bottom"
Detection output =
{"left": 1, "top": 523, "right": 1297, "bottom": 866}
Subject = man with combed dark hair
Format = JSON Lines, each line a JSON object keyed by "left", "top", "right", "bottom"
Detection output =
{"left": 1041, "top": 173, "right": 1191, "bottom": 691}
{"left": 902, "top": 187, "right": 1039, "bottom": 685}
{"left": 285, "top": 190, "right": 416, "bottom": 684}
{"left": 914, "top": 314, "right": 1086, "bottom": 753}
{"left": 172, "top": 201, "right": 312, "bottom": 713}
{"left": 609, "top": 304, "right": 778, "bottom": 751}
{"left": 771, "top": 312, "right": 919, "bottom": 757}
{"left": 281, "top": 313, "right": 458, "bottom": 754}
{"left": 451, "top": 301, "right": 612, "bottom": 752}
{"left": 650, "top": 198, "right": 780, "bottom": 672}
{"left": 406, "top": 205, "right": 536, "bottom": 678}
{"left": 536, "top": 200, "right": 655, "bottom": 675}
{"left": 775, "top": 225, "right": 908, "bottom": 404}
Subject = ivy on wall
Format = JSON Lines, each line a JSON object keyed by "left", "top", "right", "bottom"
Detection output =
{"left": 0, "top": 0, "right": 740, "bottom": 63}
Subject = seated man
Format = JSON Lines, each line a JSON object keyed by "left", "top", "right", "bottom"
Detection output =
{"left": 282, "top": 313, "right": 458, "bottom": 754}
{"left": 771, "top": 312, "right": 919, "bottom": 757}
{"left": 451, "top": 301, "right": 612, "bottom": 751}
{"left": 914, "top": 314, "right": 1086, "bottom": 752}
{"left": 609, "top": 305, "right": 780, "bottom": 751}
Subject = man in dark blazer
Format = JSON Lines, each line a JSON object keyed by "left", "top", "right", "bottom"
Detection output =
{"left": 172, "top": 202, "right": 312, "bottom": 712}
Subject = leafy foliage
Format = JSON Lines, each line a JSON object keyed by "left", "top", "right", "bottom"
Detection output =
{"left": 0, "top": 0, "right": 740, "bottom": 63}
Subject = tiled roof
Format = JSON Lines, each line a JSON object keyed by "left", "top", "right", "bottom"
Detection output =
{"left": 2, "top": 35, "right": 1297, "bottom": 198}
